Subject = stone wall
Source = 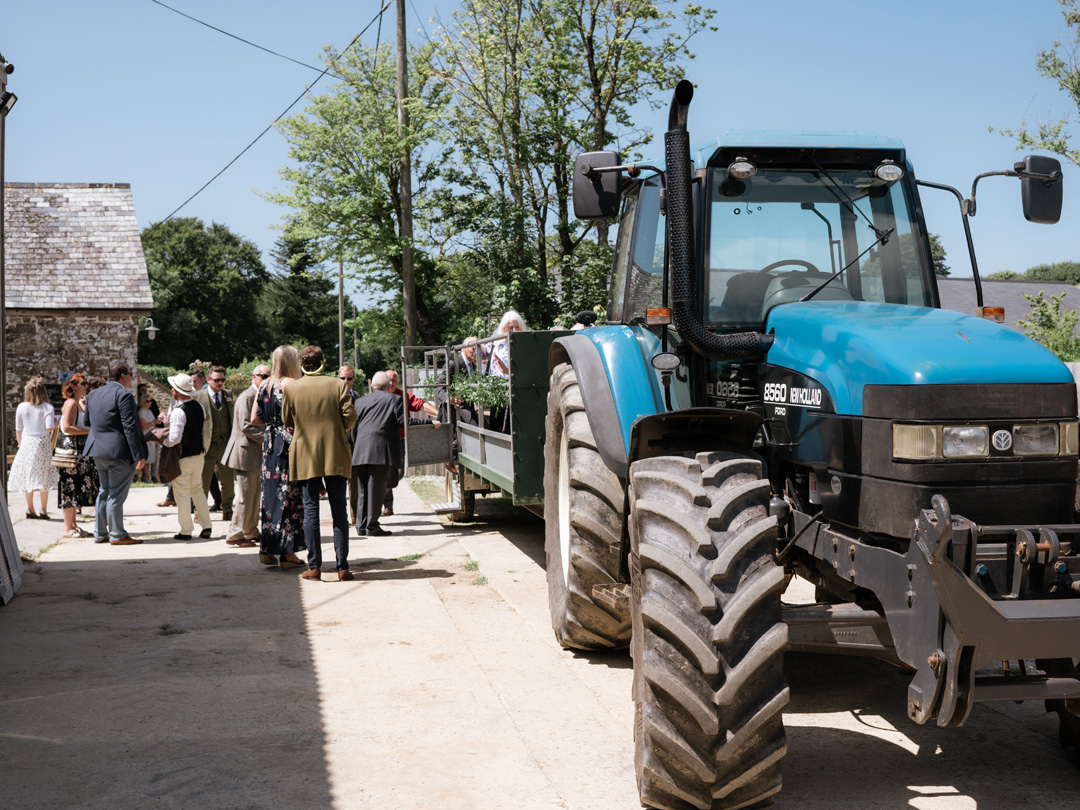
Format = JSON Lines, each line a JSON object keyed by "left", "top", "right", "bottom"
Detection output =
{"left": 4, "top": 309, "right": 143, "bottom": 453}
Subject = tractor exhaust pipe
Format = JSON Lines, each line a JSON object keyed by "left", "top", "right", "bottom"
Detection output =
{"left": 665, "top": 80, "right": 773, "bottom": 361}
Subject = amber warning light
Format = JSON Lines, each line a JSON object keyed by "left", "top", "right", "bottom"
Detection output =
{"left": 646, "top": 307, "right": 672, "bottom": 325}
{"left": 978, "top": 306, "right": 1005, "bottom": 323}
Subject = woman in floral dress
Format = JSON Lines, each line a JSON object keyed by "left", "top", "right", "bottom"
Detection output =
{"left": 251, "top": 345, "right": 306, "bottom": 569}
{"left": 57, "top": 373, "right": 98, "bottom": 538}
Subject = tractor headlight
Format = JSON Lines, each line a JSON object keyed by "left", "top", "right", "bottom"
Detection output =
{"left": 893, "top": 425, "right": 940, "bottom": 460}
{"left": 1061, "top": 422, "right": 1079, "bottom": 455}
{"left": 942, "top": 425, "right": 988, "bottom": 458}
{"left": 1013, "top": 423, "right": 1059, "bottom": 456}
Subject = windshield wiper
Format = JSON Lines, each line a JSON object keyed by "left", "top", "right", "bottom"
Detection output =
{"left": 798, "top": 226, "right": 895, "bottom": 303}
{"left": 805, "top": 153, "right": 892, "bottom": 243}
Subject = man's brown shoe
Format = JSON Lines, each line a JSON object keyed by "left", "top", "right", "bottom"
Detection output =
{"left": 338, "top": 569, "right": 354, "bottom": 582}
{"left": 222, "top": 510, "right": 233, "bottom": 522}
{"left": 300, "top": 568, "right": 321, "bottom": 581}
{"left": 157, "top": 499, "right": 176, "bottom": 508}
{"left": 110, "top": 536, "right": 143, "bottom": 545}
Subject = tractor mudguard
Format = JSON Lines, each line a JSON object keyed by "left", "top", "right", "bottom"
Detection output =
{"left": 550, "top": 328, "right": 661, "bottom": 479}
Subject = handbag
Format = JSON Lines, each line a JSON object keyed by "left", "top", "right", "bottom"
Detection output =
{"left": 50, "top": 430, "right": 77, "bottom": 468}
{"left": 158, "top": 443, "right": 182, "bottom": 484}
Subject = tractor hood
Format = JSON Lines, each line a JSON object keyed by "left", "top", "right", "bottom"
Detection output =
{"left": 765, "top": 301, "right": 1074, "bottom": 416}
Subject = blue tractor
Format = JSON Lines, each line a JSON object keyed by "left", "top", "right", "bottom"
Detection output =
{"left": 544, "top": 80, "right": 1080, "bottom": 809}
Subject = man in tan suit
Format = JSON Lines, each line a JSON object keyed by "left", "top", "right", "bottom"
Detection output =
{"left": 283, "top": 346, "right": 357, "bottom": 582}
{"left": 195, "top": 366, "right": 236, "bottom": 520}
{"left": 223, "top": 364, "right": 270, "bottom": 548}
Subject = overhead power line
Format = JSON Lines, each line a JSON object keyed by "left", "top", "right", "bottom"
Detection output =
{"left": 153, "top": 0, "right": 393, "bottom": 227}
{"left": 148, "top": 0, "right": 342, "bottom": 79}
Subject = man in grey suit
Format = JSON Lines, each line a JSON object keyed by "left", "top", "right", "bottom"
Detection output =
{"left": 222, "top": 365, "right": 270, "bottom": 548}
{"left": 85, "top": 362, "right": 147, "bottom": 545}
{"left": 350, "top": 371, "right": 439, "bottom": 537}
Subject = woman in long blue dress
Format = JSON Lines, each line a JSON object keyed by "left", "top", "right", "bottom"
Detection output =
{"left": 251, "top": 345, "right": 306, "bottom": 569}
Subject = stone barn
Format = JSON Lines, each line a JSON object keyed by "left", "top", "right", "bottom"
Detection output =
{"left": 2, "top": 182, "right": 153, "bottom": 452}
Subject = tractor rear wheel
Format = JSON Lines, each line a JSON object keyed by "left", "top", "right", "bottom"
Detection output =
{"left": 1037, "top": 658, "right": 1080, "bottom": 765}
{"left": 543, "top": 363, "right": 631, "bottom": 649}
{"left": 629, "top": 452, "right": 789, "bottom": 810}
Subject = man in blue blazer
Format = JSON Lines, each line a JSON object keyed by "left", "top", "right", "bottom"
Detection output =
{"left": 85, "top": 362, "right": 148, "bottom": 545}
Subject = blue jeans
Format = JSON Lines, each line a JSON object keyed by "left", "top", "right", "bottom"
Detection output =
{"left": 93, "top": 457, "right": 136, "bottom": 540}
{"left": 299, "top": 476, "right": 350, "bottom": 571}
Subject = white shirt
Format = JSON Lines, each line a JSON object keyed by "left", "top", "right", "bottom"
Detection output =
{"left": 16, "top": 402, "right": 55, "bottom": 436}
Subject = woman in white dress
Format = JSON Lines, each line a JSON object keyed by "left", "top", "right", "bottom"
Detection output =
{"left": 9, "top": 376, "right": 59, "bottom": 519}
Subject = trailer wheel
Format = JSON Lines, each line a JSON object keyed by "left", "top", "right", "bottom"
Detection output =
{"left": 629, "top": 452, "right": 789, "bottom": 810}
{"left": 543, "top": 363, "right": 631, "bottom": 649}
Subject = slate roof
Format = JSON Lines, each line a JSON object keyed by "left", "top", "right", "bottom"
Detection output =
{"left": 3, "top": 183, "right": 153, "bottom": 310}
{"left": 937, "top": 277, "right": 1080, "bottom": 336}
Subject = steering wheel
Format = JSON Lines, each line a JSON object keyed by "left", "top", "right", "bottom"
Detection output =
{"left": 757, "top": 258, "right": 822, "bottom": 275}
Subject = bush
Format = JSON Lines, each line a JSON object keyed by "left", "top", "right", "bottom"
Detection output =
{"left": 139, "top": 364, "right": 179, "bottom": 386}
{"left": 1018, "top": 290, "right": 1080, "bottom": 361}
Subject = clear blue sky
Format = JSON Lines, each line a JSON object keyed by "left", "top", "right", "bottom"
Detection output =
{"left": 4, "top": 0, "right": 1078, "bottom": 307}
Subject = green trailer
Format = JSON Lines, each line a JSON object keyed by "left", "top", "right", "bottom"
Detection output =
{"left": 402, "top": 330, "right": 570, "bottom": 518}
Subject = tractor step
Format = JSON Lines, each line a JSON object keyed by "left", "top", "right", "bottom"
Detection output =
{"left": 432, "top": 501, "right": 462, "bottom": 515}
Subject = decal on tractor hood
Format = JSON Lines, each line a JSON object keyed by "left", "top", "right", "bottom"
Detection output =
{"left": 763, "top": 383, "right": 823, "bottom": 409}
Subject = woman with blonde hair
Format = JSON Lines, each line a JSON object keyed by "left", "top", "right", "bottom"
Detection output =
{"left": 56, "top": 373, "right": 98, "bottom": 537}
{"left": 251, "top": 346, "right": 306, "bottom": 569}
{"left": 10, "top": 376, "right": 59, "bottom": 519}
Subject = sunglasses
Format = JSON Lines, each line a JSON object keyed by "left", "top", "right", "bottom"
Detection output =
{"left": 254, "top": 373, "right": 269, "bottom": 379}
{"left": 340, "top": 376, "right": 355, "bottom": 382}
{"left": 210, "top": 377, "right": 226, "bottom": 383}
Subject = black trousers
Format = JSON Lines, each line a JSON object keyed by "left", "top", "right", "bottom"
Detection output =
{"left": 355, "top": 464, "right": 391, "bottom": 534}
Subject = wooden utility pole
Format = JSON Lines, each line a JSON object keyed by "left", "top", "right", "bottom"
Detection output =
{"left": 396, "top": 0, "right": 416, "bottom": 347}
{"left": 338, "top": 256, "right": 345, "bottom": 369}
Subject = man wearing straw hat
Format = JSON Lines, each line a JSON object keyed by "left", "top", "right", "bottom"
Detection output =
{"left": 160, "top": 372, "right": 214, "bottom": 540}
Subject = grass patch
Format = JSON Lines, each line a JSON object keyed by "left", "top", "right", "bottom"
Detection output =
{"left": 471, "top": 576, "right": 488, "bottom": 586}
{"left": 398, "top": 553, "right": 425, "bottom": 561}
{"left": 409, "top": 478, "right": 442, "bottom": 504}
{"left": 157, "top": 623, "right": 186, "bottom": 636}
{"left": 463, "top": 558, "right": 479, "bottom": 572}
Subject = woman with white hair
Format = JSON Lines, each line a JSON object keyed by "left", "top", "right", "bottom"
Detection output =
{"left": 488, "top": 310, "right": 528, "bottom": 432}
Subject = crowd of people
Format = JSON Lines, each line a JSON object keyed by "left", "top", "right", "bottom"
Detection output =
{"left": 8, "top": 309, "right": 530, "bottom": 579}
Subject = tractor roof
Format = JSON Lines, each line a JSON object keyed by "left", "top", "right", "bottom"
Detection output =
{"left": 691, "top": 131, "right": 906, "bottom": 166}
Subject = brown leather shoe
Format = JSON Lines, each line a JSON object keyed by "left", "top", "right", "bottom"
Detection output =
{"left": 157, "top": 499, "right": 176, "bottom": 508}
{"left": 381, "top": 506, "right": 393, "bottom": 517}
{"left": 110, "top": 536, "right": 143, "bottom": 545}
{"left": 222, "top": 510, "right": 233, "bottom": 521}
{"left": 259, "top": 554, "right": 278, "bottom": 566}
{"left": 338, "top": 569, "right": 354, "bottom": 582}
{"left": 300, "top": 568, "right": 321, "bottom": 581}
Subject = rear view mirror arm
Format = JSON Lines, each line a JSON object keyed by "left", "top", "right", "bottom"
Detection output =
{"left": 916, "top": 178, "right": 984, "bottom": 309}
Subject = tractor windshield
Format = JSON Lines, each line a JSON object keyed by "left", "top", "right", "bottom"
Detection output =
{"left": 704, "top": 163, "right": 933, "bottom": 326}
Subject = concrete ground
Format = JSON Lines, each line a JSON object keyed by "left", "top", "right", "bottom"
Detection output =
{"left": 1, "top": 481, "right": 1076, "bottom": 810}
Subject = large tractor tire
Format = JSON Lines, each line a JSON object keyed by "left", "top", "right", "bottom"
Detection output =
{"left": 543, "top": 363, "right": 632, "bottom": 649}
{"left": 1037, "top": 658, "right": 1080, "bottom": 765}
{"left": 629, "top": 452, "right": 789, "bottom": 810}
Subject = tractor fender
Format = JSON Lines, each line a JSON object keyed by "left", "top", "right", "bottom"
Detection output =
{"left": 549, "top": 327, "right": 662, "bottom": 479}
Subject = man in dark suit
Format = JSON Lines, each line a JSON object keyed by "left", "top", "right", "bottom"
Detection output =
{"left": 84, "top": 362, "right": 147, "bottom": 545}
{"left": 434, "top": 336, "right": 482, "bottom": 428}
{"left": 351, "top": 371, "right": 440, "bottom": 537}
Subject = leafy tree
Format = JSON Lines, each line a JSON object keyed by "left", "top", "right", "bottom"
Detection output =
{"left": 995, "top": 0, "right": 1080, "bottom": 166}
{"left": 1018, "top": 289, "right": 1080, "bottom": 360}
{"left": 139, "top": 218, "right": 269, "bottom": 367}
{"left": 266, "top": 42, "right": 450, "bottom": 345}
{"left": 987, "top": 270, "right": 1020, "bottom": 279}
{"left": 929, "top": 233, "right": 949, "bottom": 277}
{"left": 1024, "top": 260, "right": 1080, "bottom": 283}
{"left": 258, "top": 231, "right": 346, "bottom": 356}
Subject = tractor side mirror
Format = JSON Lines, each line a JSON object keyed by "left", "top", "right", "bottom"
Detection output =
{"left": 573, "top": 151, "right": 622, "bottom": 220}
{"left": 1020, "top": 154, "right": 1063, "bottom": 224}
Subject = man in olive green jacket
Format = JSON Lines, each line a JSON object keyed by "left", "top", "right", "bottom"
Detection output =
{"left": 283, "top": 346, "right": 357, "bottom": 582}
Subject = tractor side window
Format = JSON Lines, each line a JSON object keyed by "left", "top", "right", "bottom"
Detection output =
{"left": 624, "top": 176, "right": 665, "bottom": 323}
{"left": 608, "top": 194, "right": 637, "bottom": 322}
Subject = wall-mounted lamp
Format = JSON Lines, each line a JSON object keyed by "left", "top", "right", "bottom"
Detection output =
{"left": 138, "top": 316, "right": 159, "bottom": 340}
{"left": 0, "top": 91, "right": 15, "bottom": 117}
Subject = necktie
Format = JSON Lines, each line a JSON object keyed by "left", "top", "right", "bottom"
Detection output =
{"left": 214, "top": 393, "right": 220, "bottom": 408}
